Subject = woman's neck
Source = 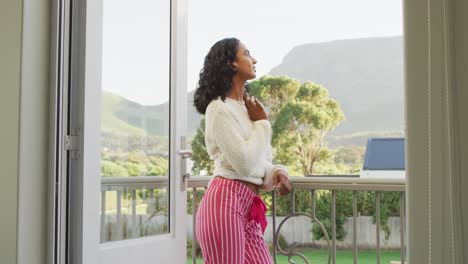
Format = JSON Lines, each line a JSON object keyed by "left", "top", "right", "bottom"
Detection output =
{"left": 226, "top": 78, "right": 245, "bottom": 102}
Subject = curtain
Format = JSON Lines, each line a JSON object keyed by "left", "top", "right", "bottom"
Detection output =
{"left": 405, "top": 0, "right": 467, "bottom": 263}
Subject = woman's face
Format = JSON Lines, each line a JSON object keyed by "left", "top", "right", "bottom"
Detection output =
{"left": 233, "top": 42, "right": 257, "bottom": 80}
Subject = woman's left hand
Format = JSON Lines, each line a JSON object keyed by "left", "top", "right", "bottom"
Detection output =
{"left": 272, "top": 170, "right": 292, "bottom": 196}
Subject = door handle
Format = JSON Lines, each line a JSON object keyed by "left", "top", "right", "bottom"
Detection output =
{"left": 179, "top": 150, "right": 193, "bottom": 159}
{"left": 179, "top": 149, "right": 193, "bottom": 191}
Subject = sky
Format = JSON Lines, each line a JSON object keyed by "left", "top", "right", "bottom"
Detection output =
{"left": 102, "top": 0, "right": 403, "bottom": 106}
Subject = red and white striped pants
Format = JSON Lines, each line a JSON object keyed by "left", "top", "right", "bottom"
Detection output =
{"left": 195, "top": 177, "right": 273, "bottom": 264}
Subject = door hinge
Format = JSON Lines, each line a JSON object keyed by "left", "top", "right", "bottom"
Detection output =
{"left": 65, "top": 128, "right": 81, "bottom": 160}
{"left": 64, "top": 135, "right": 79, "bottom": 150}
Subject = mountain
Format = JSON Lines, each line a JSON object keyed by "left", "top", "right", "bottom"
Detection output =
{"left": 101, "top": 91, "right": 147, "bottom": 136}
{"left": 269, "top": 36, "right": 404, "bottom": 135}
{"left": 101, "top": 36, "right": 405, "bottom": 144}
{"left": 101, "top": 90, "right": 201, "bottom": 137}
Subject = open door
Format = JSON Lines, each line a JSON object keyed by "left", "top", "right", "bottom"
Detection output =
{"left": 63, "top": 0, "right": 189, "bottom": 263}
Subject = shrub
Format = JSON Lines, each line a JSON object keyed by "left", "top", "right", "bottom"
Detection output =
{"left": 186, "top": 239, "right": 202, "bottom": 258}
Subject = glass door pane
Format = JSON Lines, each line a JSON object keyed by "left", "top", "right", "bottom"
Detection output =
{"left": 99, "top": 0, "right": 171, "bottom": 243}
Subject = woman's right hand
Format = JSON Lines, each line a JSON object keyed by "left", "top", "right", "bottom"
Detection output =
{"left": 244, "top": 93, "right": 269, "bottom": 121}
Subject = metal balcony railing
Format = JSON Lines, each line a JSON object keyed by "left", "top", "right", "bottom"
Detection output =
{"left": 101, "top": 175, "right": 406, "bottom": 264}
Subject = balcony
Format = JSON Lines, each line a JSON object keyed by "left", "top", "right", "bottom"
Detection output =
{"left": 101, "top": 176, "right": 406, "bottom": 264}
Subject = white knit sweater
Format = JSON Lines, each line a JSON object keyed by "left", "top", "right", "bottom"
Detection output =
{"left": 204, "top": 97, "right": 288, "bottom": 191}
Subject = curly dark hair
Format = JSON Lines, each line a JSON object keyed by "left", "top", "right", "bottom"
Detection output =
{"left": 193, "top": 38, "right": 240, "bottom": 114}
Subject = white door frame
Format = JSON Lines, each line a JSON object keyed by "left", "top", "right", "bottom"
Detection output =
{"left": 51, "top": 0, "right": 189, "bottom": 263}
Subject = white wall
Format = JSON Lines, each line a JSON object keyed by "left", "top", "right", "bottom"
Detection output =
{"left": 17, "top": 0, "right": 51, "bottom": 263}
{"left": 0, "top": 0, "right": 51, "bottom": 264}
{"left": 0, "top": 1, "right": 23, "bottom": 263}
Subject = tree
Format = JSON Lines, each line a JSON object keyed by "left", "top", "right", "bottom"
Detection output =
{"left": 333, "top": 146, "right": 366, "bottom": 165}
{"left": 248, "top": 76, "right": 301, "bottom": 122}
{"left": 250, "top": 76, "right": 345, "bottom": 175}
{"left": 190, "top": 75, "right": 344, "bottom": 176}
{"left": 191, "top": 118, "right": 214, "bottom": 176}
{"left": 101, "top": 160, "right": 129, "bottom": 177}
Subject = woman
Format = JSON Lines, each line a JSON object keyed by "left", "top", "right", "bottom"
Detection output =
{"left": 194, "top": 38, "right": 292, "bottom": 264}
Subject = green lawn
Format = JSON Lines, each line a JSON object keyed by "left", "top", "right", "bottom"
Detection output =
{"left": 186, "top": 249, "right": 402, "bottom": 264}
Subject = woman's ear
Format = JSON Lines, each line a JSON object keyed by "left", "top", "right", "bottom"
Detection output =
{"left": 231, "top": 62, "right": 238, "bottom": 72}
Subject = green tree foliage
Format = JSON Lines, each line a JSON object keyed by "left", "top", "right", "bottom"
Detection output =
{"left": 190, "top": 118, "right": 214, "bottom": 176}
{"left": 190, "top": 75, "right": 344, "bottom": 176}
{"left": 101, "top": 150, "right": 168, "bottom": 177}
{"left": 147, "top": 155, "right": 169, "bottom": 176}
{"left": 333, "top": 146, "right": 366, "bottom": 166}
{"left": 189, "top": 75, "right": 349, "bottom": 177}
{"left": 101, "top": 160, "right": 128, "bottom": 177}
{"left": 312, "top": 146, "right": 365, "bottom": 174}
{"left": 125, "top": 162, "right": 146, "bottom": 176}
{"left": 310, "top": 190, "right": 401, "bottom": 241}
{"left": 370, "top": 191, "right": 402, "bottom": 239}
{"left": 187, "top": 189, "right": 206, "bottom": 215}
{"left": 250, "top": 76, "right": 345, "bottom": 175}
{"left": 186, "top": 239, "right": 202, "bottom": 258}
{"left": 312, "top": 191, "right": 350, "bottom": 241}
{"left": 147, "top": 165, "right": 166, "bottom": 176}
{"left": 248, "top": 76, "right": 301, "bottom": 122}
{"left": 101, "top": 132, "right": 168, "bottom": 153}
{"left": 260, "top": 189, "right": 402, "bottom": 241}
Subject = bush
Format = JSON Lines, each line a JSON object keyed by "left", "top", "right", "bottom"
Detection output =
{"left": 277, "top": 233, "right": 289, "bottom": 249}
{"left": 312, "top": 191, "right": 348, "bottom": 241}
{"left": 264, "top": 190, "right": 313, "bottom": 216}
{"left": 101, "top": 160, "right": 128, "bottom": 177}
{"left": 187, "top": 239, "right": 202, "bottom": 258}
{"left": 311, "top": 190, "right": 401, "bottom": 240}
{"left": 268, "top": 233, "right": 289, "bottom": 253}
{"left": 187, "top": 189, "right": 206, "bottom": 215}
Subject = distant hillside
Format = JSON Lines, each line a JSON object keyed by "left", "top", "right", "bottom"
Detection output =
{"left": 326, "top": 130, "right": 405, "bottom": 148}
{"left": 102, "top": 36, "right": 405, "bottom": 147}
{"left": 269, "top": 36, "right": 404, "bottom": 135}
{"left": 101, "top": 90, "right": 201, "bottom": 137}
{"left": 101, "top": 91, "right": 147, "bottom": 136}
